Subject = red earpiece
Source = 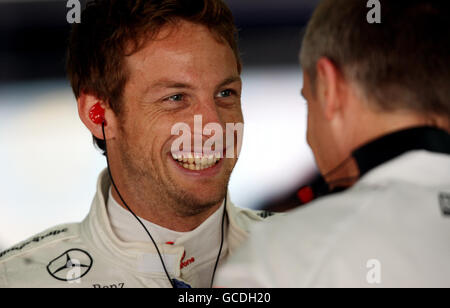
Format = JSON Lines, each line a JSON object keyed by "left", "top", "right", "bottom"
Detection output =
{"left": 89, "top": 103, "right": 106, "bottom": 125}
{"left": 297, "top": 186, "right": 314, "bottom": 204}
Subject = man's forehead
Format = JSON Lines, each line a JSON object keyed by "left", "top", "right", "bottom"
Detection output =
{"left": 127, "top": 20, "right": 226, "bottom": 61}
{"left": 123, "top": 21, "right": 239, "bottom": 91}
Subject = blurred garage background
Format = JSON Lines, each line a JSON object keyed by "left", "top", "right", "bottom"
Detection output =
{"left": 0, "top": 0, "right": 320, "bottom": 249}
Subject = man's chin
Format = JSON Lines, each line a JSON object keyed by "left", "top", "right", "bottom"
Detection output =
{"left": 166, "top": 184, "right": 227, "bottom": 216}
{"left": 164, "top": 154, "right": 233, "bottom": 214}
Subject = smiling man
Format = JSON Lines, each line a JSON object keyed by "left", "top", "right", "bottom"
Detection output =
{"left": 0, "top": 0, "right": 273, "bottom": 288}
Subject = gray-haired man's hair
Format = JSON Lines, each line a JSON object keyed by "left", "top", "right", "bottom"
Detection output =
{"left": 300, "top": 0, "right": 450, "bottom": 118}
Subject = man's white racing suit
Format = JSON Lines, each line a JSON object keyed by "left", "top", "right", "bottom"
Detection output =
{"left": 0, "top": 169, "right": 274, "bottom": 288}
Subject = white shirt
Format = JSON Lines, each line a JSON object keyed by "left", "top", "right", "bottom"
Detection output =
{"left": 216, "top": 151, "right": 450, "bottom": 287}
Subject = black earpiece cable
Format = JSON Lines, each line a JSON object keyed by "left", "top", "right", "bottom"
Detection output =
{"left": 211, "top": 202, "right": 226, "bottom": 287}
{"left": 101, "top": 122, "right": 226, "bottom": 288}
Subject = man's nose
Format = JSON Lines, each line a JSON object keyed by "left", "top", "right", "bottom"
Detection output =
{"left": 189, "top": 97, "right": 224, "bottom": 153}
{"left": 193, "top": 97, "right": 223, "bottom": 128}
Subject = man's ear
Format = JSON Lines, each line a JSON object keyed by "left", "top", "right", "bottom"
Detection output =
{"left": 77, "top": 92, "right": 117, "bottom": 140}
{"left": 315, "top": 57, "right": 343, "bottom": 121}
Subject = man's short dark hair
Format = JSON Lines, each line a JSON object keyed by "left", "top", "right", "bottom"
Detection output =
{"left": 300, "top": 0, "right": 450, "bottom": 119}
{"left": 66, "top": 0, "right": 241, "bottom": 154}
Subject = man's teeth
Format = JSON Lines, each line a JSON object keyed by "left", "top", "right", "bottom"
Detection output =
{"left": 172, "top": 153, "right": 221, "bottom": 170}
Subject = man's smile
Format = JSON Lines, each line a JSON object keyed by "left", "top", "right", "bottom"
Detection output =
{"left": 171, "top": 152, "right": 222, "bottom": 171}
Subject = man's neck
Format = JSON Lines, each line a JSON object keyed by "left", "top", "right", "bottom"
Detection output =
{"left": 110, "top": 185, "right": 223, "bottom": 232}
{"left": 348, "top": 108, "right": 450, "bottom": 152}
{"left": 325, "top": 121, "right": 450, "bottom": 190}
{"left": 324, "top": 110, "right": 449, "bottom": 190}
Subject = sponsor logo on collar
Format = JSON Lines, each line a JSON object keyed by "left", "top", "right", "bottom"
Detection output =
{"left": 180, "top": 251, "right": 195, "bottom": 270}
{"left": 166, "top": 243, "right": 196, "bottom": 270}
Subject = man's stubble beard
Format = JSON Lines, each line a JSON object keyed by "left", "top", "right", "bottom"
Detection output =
{"left": 117, "top": 127, "right": 232, "bottom": 218}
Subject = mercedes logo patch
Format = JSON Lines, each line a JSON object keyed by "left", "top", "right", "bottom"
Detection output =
{"left": 47, "top": 249, "right": 93, "bottom": 282}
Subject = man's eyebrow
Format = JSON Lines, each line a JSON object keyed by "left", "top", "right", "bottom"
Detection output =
{"left": 150, "top": 79, "right": 195, "bottom": 90}
{"left": 217, "top": 76, "right": 242, "bottom": 89}
{"left": 146, "top": 76, "right": 241, "bottom": 93}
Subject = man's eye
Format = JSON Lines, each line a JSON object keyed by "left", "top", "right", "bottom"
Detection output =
{"left": 217, "top": 89, "right": 235, "bottom": 98}
{"left": 163, "top": 94, "right": 184, "bottom": 102}
{"left": 166, "top": 94, "right": 184, "bottom": 102}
